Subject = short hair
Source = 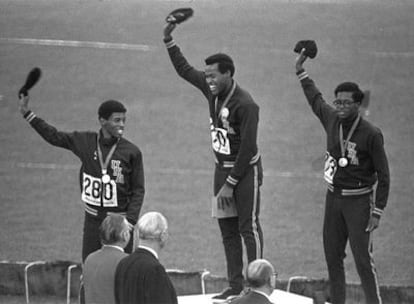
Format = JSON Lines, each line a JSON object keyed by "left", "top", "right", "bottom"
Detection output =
{"left": 99, "top": 214, "right": 131, "bottom": 245}
{"left": 334, "top": 82, "right": 364, "bottom": 104}
{"left": 205, "top": 53, "right": 235, "bottom": 77}
{"left": 246, "top": 259, "right": 274, "bottom": 288}
{"left": 98, "top": 100, "right": 126, "bottom": 120}
{"left": 138, "top": 212, "right": 168, "bottom": 240}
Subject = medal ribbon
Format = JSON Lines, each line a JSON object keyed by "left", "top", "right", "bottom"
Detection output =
{"left": 97, "top": 132, "right": 119, "bottom": 177}
{"left": 214, "top": 81, "right": 236, "bottom": 127}
{"left": 339, "top": 114, "right": 361, "bottom": 160}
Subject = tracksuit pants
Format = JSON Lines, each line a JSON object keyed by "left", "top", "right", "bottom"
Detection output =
{"left": 214, "top": 161, "right": 264, "bottom": 291}
{"left": 323, "top": 190, "right": 382, "bottom": 304}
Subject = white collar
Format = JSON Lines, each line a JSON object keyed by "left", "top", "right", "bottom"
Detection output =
{"left": 138, "top": 245, "right": 159, "bottom": 259}
{"left": 102, "top": 245, "right": 124, "bottom": 252}
{"left": 252, "top": 290, "right": 272, "bottom": 301}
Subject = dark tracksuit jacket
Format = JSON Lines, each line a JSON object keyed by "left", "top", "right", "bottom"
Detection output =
{"left": 164, "top": 38, "right": 261, "bottom": 187}
{"left": 164, "top": 37, "right": 263, "bottom": 291}
{"left": 297, "top": 69, "right": 390, "bottom": 304}
{"left": 23, "top": 111, "right": 145, "bottom": 259}
{"left": 297, "top": 70, "right": 390, "bottom": 215}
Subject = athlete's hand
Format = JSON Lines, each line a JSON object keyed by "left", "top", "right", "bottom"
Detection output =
{"left": 295, "top": 48, "right": 308, "bottom": 73}
{"left": 366, "top": 215, "right": 380, "bottom": 232}
{"left": 217, "top": 183, "right": 234, "bottom": 210}
{"left": 19, "top": 94, "right": 30, "bottom": 116}
{"left": 163, "top": 22, "right": 176, "bottom": 41}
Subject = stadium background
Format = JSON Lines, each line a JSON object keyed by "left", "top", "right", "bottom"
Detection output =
{"left": 0, "top": 0, "right": 413, "bottom": 290}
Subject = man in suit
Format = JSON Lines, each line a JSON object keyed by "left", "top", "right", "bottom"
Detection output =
{"left": 114, "top": 212, "right": 178, "bottom": 304}
{"left": 83, "top": 213, "right": 132, "bottom": 304}
{"left": 228, "top": 259, "right": 276, "bottom": 304}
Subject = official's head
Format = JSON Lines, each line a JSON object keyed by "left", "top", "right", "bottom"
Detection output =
{"left": 246, "top": 259, "right": 277, "bottom": 295}
{"left": 98, "top": 100, "right": 127, "bottom": 138}
{"left": 205, "top": 53, "right": 235, "bottom": 96}
{"left": 100, "top": 214, "right": 132, "bottom": 249}
{"left": 333, "top": 82, "right": 364, "bottom": 120}
{"left": 137, "top": 212, "right": 169, "bottom": 250}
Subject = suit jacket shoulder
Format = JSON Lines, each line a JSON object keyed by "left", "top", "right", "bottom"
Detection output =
{"left": 83, "top": 246, "right": 128, "bottom": 304}
{"left": 230, "top": 290, "right": 273, "bottom": 304}
{"left": 115, "top": 248, "right": 177, "bottom": 304}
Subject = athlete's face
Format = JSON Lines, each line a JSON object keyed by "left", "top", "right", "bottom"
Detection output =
{"left": 205, "top": 63, "right": 231, "bottom": 96}
{"left": 334, "top": 91, "right": 360, "bottom": 120}
{"left": 100, "top": 112, "right": 126, "bottom": 138}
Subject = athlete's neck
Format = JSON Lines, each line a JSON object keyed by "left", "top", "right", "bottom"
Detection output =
{"left": 340, "top": 112, "right": 359, "bottom": 127}
{"left": 99, "top": 129, "right": 118, "bottom": 146}
{"left": 101, "top": 128, "right": 112, "bottom": 139}
{"left": 218, "top": 79, "right": 234, "bottom": 100}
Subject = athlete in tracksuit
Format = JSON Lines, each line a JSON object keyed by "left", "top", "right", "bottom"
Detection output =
{"left": 164, "top": 23, "right": 263, "bottom": 299}
{"left": 296, "top": 49, "right": 390, "bottom": 304}
{"left": 19, "top": 97, "right": 145, "bottom": 262}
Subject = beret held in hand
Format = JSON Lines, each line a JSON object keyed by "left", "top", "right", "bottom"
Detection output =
{"left": 294, "top": 40, "right": 318, "bottom": 59}
{"left": 18, "top": 67, "right": 42, "bottom": 98}
{"left": 166, "top": 8, "right": 194, "bottom": 24}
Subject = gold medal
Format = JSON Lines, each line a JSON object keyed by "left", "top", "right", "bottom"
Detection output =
{"left": 338, "top": 157, "right": 348, "bottom": 168}
{"left": 214, "top": 82, "right": 236, "bottom": 127}
{"left": 221, "top": 107, "right": 229, "bottom": 119}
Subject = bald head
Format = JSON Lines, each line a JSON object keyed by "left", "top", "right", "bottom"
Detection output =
{"left": 246, "top": 259, "right": 275, "bottom": 289}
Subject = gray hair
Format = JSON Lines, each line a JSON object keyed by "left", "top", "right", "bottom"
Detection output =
{"left": 138, "top": 212, "right": 168, "bottom": 240}
{"left": 246, "top": 259, "right": 275, "bottom": 288}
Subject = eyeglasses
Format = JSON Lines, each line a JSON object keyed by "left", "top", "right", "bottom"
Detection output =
{"left": 333, "top": 99, "right": 355, "bottom": 107}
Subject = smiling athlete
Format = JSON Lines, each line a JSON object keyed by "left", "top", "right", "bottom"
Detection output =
{"left": 295, "top": 48, "right": 390, "bottom": 304}
{"left": 163, "top": 22, "right": 263, "bottom": 301}
{"left": 19, "top": 95, "right": 145, "bottom": 262}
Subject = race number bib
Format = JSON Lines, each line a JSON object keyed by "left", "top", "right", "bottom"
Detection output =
{"left": 211, "top": 127, "right": 231, "bottom": 155}
{"left": 324, "top": 152, "right": 337, "bottom": 184}
{"left": 81, "top": 172, "right": 118, "bottom": 207}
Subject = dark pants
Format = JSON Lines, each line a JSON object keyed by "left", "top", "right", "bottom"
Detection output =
{"left": 323, "top": 190, "right": 382, "bottom": 304}
{"left": 215, "top": 162, "right": 264, "bottom": 291}
{"left": 82, "top": 213, "right": 134, "bottom": 262}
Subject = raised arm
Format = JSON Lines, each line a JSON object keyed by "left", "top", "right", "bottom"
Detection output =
{"left": 295, "top": 48, "right": 335, "bottom": 127}
{"left": 19, "top": 94, "right": 80, "bottom": 155}
{"left": 163, "top": 22, "right": 210, "bottom": 98}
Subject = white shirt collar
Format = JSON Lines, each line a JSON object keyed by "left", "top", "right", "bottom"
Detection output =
{"left": 102, "top": 245, "right": 124, "bottom": 252}
{"left": 252, "top": 290, "right": 272, "bottom": 302}
{"left": 138, "top": 245, "right": 159, "bottom": 259}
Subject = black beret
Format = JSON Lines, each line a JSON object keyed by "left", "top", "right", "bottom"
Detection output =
{"left": 294, "top": 40, "right": 318, "bottom": 59}
{"left": 166, "top": 8, "right": 194, "bottom": 24}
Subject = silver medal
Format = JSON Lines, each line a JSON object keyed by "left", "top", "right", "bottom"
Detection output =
{"left": 102, "top": 174, "right": 110, "bottom": 183}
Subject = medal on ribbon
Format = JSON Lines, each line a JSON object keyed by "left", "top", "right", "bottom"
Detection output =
{"left": 214, "top": 82, "right": 236, "bottom": 128}
{"left": 101, "top": 169, "right": 111, "bottom": 183}
{"left": 338, "top": 157, "right": 348, "bottom": 168}
{"left": 338, "top": 114, "right": 360, "bottom": 168}
{"left": 97, "top": 132, "right": 119, "bottom": 184}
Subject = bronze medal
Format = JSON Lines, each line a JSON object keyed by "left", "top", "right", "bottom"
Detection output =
{"left": 338, "top": 157, "right": 348, "bottom": 168}
{"left": 339, "top": 114, "right": 361, "bottom": 168}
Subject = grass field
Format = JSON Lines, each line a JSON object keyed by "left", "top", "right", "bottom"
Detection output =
{"left": 0, "top": 0, "right": 413, "bottom": 288}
